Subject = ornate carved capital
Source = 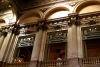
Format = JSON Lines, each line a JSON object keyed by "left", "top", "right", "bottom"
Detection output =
{"left": 10, "top": 24, "right": 20, "bottom": 35}
{"left": 68, "top": 13, "right": 78, "bottom": 26}
{"left": 36, "top": 19, "right": 48, "bottom": 31}
{"left": 0, "top": 30, "right": 7, "bottom": 37}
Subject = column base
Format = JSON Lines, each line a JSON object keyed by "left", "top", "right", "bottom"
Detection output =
{"left": 29, "top": 60, "right": 38, "bottom": 67}
{"left": 68, "top": 57, "right": 81, "bottom": 67}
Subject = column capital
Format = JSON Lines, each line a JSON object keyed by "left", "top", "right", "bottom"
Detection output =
{"left": 9, "top": 24, "right": 20, "bottom": 35}
{"left": 68, "top": 13, "right": 78, "bottom": 26}
{"left": 36, "top": 19, "right": 48, "bottom": 31}
{"left": 0, "top": 28, "right": 7, "bottom": 37}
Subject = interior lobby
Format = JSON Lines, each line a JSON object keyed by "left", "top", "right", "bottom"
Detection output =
{"left": 0, "top": 0, "right": 100, "bottom": 67}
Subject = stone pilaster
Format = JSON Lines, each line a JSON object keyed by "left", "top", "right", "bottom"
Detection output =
{"left": 67, "top": 27, "right": 72, "bottom": 58}
{"left": 77, "top": 26, "right": 83, "bottom": 58}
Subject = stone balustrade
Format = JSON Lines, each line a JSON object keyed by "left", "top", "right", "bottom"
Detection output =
{"left": 7, "top": 62, "right": 29, "bottom": 67}
{"left": 40, "top": 60, "right": 68, "bottom": 67}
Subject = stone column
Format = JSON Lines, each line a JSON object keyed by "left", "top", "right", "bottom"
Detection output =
{"left": 77, "top": 26, "right": 83, "bottom": 58}
{"left": 3, "top": 34, "right": 15, "bottom": 62}
{"left": 0, "top": 33, "right": 12, "bottom": 67}
{"left": 0, "top": 36, "right": 5, "bottom": 50}
{"left": 67, "top": 15, "right": 78, "bottom": 59}
{"left": 39, "top": 31, "right": 47, "bottom": 61}
{"left": 6, "top": 35, "right": 18, "bottom": 63}
{"left": 67, "top": 13, "right": 79, "bottom": 67}
{"left": 29, "top": 29, "right": 43, "bottom": 67}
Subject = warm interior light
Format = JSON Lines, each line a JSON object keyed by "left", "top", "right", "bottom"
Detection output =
{"left": 48, "top": 11, "right": 70, "bottom": 19}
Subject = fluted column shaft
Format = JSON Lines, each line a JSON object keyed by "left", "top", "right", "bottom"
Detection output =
{"left": 3, "top": 34, "right": 15, "bottom": 62}
{"left": 7, "top": 35, "right": 18, "bottom": 63}
{"left": 0, "top": 33, "right": 12, "bottom": 61}
{"left": 0, "top": 36, "right": 5, "bottom": 50}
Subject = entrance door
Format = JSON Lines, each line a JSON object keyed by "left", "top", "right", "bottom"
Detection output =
{"left": 45, "top": 42, "right": 67, "bottom": 60}
{"left": 84, "top": 38, "right": 100, "bottom": 58}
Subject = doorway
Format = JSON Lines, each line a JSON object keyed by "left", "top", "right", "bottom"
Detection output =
{"left": 84, "top": 38, "right": 100, "bottom": 58}
{"left": 14, "top": 46, "right": 33, "bottom": 62}
{"left": 45, "top": 42, "right": 67, "bottom": 60}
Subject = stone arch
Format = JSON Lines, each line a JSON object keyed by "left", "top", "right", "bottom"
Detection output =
{"left": 73, "top": 0, "right": 100, "bottom": 14}
{"left": 17, "top": 11, "right": 42, "bottom": 24}
{"left": 44, "top": 4, "right": 73, "bottom": 19}
{"left": 11, "top": 7, "right": 18, "bottom": 22}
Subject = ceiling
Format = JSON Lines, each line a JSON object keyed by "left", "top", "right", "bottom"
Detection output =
{"left": 0, "top": 0, "right": 68, "bottom": 13}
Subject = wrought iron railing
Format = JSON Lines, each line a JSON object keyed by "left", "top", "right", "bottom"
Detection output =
{"left": 40, "top": 60, "right": 68, "bottom": 67}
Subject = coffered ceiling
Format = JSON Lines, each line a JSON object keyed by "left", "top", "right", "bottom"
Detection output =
{"left": 0, "top": 0, "right": 74, "bottom": 14}
{"left": 12, "top": 0, "right": 71, "bottom": 13}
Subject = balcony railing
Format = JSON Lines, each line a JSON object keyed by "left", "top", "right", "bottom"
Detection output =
{"left": 40, "top": 60, "right": 68, "bottom": 67}
{"left": 7, "top": 62, "right": 29, "bottom": 67}
{"left": 2, "top": 57, "right": 100, "bottom": 67}
{"left": 81, "top": 57, "right": 100, "bottom": 65}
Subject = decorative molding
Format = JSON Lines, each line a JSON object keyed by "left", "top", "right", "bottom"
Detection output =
{"left": 47, "top": 31, "right": 67, "bottom": 44}
{"left": 47, "top": 17, "right": 69, "bottom": 32}
{"left": 80, "top": 20, "right": 100, "bottom": 26}
{"left": 18, "top": 36, "right": 34, "bottom": 47}
{"left": 82, "top": 27, "right": 100, "bottom": 40}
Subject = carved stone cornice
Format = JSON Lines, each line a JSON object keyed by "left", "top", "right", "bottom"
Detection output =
{"left": 46, "top": 17, "right": 70, "bottom": 32}
{"left": 0, "top": 23, "right": 20, "bottom": 36}
{"left": 78, "top": 11, "right": 100, "bottom": 27}
{"left": 19, "top": 24, "right": 37, "bottom": 35}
